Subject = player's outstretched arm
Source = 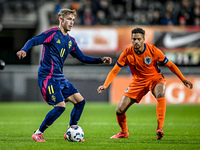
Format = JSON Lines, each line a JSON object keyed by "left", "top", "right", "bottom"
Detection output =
{"left": 165, "top": 60, "right": 193, "bottom": 89}
{"left": 101, "top": 57, "right": 112, "bottom": 64}
{"left": 97, "top": 63, "right": 121, "bottom": 94}
{"left": 16, "top": 50, "right": 27, "bottom": 60}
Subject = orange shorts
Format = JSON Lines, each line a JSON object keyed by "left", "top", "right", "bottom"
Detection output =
{"left": 124, "top": 75, "right": 166, "bottom": 103}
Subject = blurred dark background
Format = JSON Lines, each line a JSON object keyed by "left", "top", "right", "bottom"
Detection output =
{"left": 0, "top": 0, "right": 199, "bottom": 103}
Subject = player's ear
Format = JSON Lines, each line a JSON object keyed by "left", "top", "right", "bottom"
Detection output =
{"left": 59, "top": 17, "right": 63, "bottom": 22}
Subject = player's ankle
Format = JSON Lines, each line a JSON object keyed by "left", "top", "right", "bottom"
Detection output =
{"left": 122, "top": 130, "right": 128, "bottom": 134}
{"left": 35, "top": 129, "right": 42, "bottom": 135}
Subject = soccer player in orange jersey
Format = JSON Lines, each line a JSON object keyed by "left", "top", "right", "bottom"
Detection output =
{"left": 97, "top": 27, "right": 193, "bottom": 140}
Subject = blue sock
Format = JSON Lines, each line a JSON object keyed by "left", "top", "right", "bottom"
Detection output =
{"left": 39, "top": 107, "right": 65, "bottom": 133}
{"left": 69, "top": 99, "right": 85, "bottom": 126}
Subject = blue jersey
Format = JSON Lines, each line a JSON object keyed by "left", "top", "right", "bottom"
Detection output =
{"left": 21, "top": 27, "right": 102, "bottom": 80}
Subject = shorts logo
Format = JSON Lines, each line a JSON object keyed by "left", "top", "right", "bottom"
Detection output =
{"left": 125, "top": 87, "right": 130, "bottom": 92}
{"left": 145, "top": 57, "right": 151, "bottom": 65}
{"left": 51, "top": 95, "right": 56, "bottom": 102}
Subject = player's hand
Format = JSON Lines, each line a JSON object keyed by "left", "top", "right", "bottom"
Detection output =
{"left": 16, "top": 50, "right": 27, "bottom": 60}
{"left": 182, "top": 80, "right": 193, "bottom": 89}
{"left": 97, "top": 85, "right": 107, "bottom": 94}
{"left": 101, "top": 57, "right": 112, "bottom": 64}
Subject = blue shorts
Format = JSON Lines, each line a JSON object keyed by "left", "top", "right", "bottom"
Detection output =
{"left": 38, "top": 78, "right": 79, "bottom": 105}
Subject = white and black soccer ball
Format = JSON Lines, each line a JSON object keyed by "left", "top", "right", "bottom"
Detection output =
{"left": 65, "top": 125, "right": 84, "bottom": 142}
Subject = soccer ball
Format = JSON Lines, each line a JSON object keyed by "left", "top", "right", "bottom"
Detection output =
{"left": 64, "top": 125, "right": 84, "bottom": 142}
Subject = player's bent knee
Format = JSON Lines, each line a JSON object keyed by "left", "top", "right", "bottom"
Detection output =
{"left": 156, "top": 93, "right": 165, "bottom": 99}
{"left": 54, "top": 106, "right": 66, "bottom": 113}
{"left": 75, "top": 99, "right": 85, "bottom": 108}
{"left": 80, "top": 99, "right": 86, "bottom": 105}
{"left": 116, "top": 109, "right": 125, "bottom": 115}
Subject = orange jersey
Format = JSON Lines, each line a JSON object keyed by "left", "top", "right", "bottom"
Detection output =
{"left": 117, "top": 43, "right": 168, "bottom": 80}
{"left": 103, "top": 43, "right": 185, "bottom": 89}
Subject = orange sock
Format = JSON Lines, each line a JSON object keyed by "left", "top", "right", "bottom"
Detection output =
{"left": 116, "top": 113, "right": 128, "bottom": 133}
{"left": 156, "top": 97, "right": 166, "bottom": 129}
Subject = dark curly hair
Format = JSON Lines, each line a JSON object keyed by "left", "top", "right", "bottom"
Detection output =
{"left": 131, "top": 27, "right": 145, "bottom": 37}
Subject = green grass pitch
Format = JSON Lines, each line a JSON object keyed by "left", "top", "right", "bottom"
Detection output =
{"left": 0, "top": 102, "right": 199, "bottom": 150}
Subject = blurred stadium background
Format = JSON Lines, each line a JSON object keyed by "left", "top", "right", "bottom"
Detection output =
{"left": 0, "top": 0, "right": 199, "bottom": 104}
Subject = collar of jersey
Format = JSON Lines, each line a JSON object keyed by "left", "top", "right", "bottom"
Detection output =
{"left": 134, "top": 43, "right": 146, "bottom": 55}
{"left": 57, "top": 27, "right": 69, "bottom": 37}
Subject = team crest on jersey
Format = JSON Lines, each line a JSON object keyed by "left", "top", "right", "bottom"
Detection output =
{"left": 145, "top": 57, "right": 151, "bottom": 65}
{"left": 68, "top": 41, "right": 72, "bottom": 49}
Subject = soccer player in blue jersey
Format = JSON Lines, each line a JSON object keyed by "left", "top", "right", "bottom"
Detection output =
{"left": 16, "top": 8, "right": 112, "bottom": 142}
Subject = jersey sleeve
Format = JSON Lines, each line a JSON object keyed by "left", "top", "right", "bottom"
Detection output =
{"left": 165, "top": 60, "right": 186, "bottom": 81}
{"left": 116, "top": 49, "right": 128, "bottom": 67}
{"left": 154, "top": 46, "right": 169, "bottom": 65}
{"left": 103, "top": 63, "right": 121, "bottom": 87}
{"left": 21, "top": 29, "right": 57, "bottom": 53}
{"left": 70, "top": 38, "right": 103, "bottom": 64}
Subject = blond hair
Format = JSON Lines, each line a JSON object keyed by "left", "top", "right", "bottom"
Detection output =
{"left": 58, "top": 9, "right": 77, "bottom": 18}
